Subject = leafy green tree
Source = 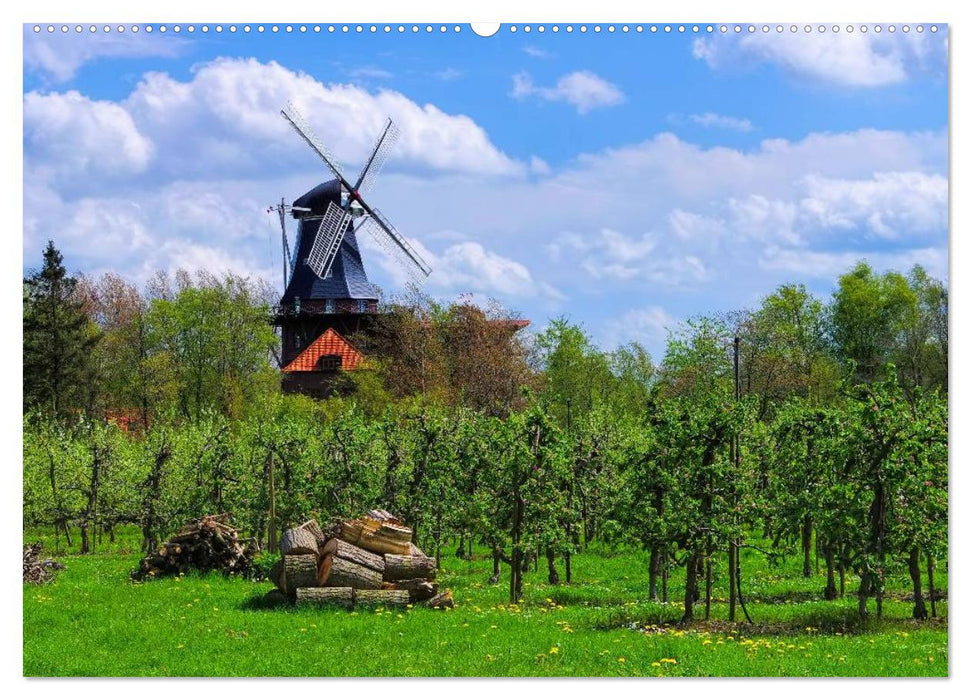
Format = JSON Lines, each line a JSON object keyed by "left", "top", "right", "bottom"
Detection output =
{"left": 829, "top": 262, "right": 915, "bottom": 384}
{"left": 23, "top": 241, "right": 98, "bottom": 416}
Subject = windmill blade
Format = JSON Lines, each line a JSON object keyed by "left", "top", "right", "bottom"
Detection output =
{"left": 354, "top": 118, "right": 401, "bottom": 196}
{"left": 281, "top": 102, "right": 351, "bottom": 189}
{"left": 306, "top": 200, "right": 353, "bottom": 279}
{"left": 358, "top": 208, "right": 432, "bottom": 282}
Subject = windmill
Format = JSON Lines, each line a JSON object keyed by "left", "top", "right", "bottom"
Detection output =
{"left": 271, "top": 102, "right": 432, "bottom": 392}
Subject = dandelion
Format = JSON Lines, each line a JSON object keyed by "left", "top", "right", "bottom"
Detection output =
{"left": 618, "top": 657, "right": 626, "bottom": 663}
{"left": 651, "top": 662, "right": 661, "bottom": 667}
{"left": 485, "top": 654, "right": 495, "bottom": 662}
{"left": 549, "top": 647, "right": 559, "bottom": 655}
{"left": 703, "top": 640, "right": 713, "bottom": 645}
{"left": 490, "top": 625, "right": 498, "bottom": 629}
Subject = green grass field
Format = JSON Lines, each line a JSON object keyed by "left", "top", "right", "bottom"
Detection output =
{"left": 23, "top": 533, "right": 947, "bottom": 677}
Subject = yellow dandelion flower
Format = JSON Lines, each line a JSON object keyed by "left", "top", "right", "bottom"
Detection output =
{"left": 549, "top": 647, "right": 559, "bottom": 655}
{"left": 703, "top": 640, "right": 713, "bottom": 645}
{"left": 651, "top": 662, "right": 661, "bottom": 667}
{"left": 618, "top": 657, "right": 626, "bottom": 663}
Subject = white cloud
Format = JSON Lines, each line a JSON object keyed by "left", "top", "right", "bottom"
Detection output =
{"left": 523, "top": 46, "right": 554, "bottom": 59}
{"left": 24, "top": 90, "right": 154, "bottom": 186}
{"left": 693, "top": 31, "right": 946, "bottom": 87}
{"left": 117, "top": 58, "right": 522, "bottom": 181}
{"left": 603, "top": 306, "right": 678, "bottom": 352}
{"left": 799, "top": 171, "right": 947, "bottom": 238}
{"left": 511, "top": 70, "right": 625, "bottom": 114}
{"left": 759, "top": 246, "right": 947, "bottom": 280}
{"left": 348, "top": 66, "right": 394, "bottom": 80}
{"left": 689, "top": 112, "right": 754, "bottom": 132}
{"left": 363, "top": 235, "right": 561, "bottom": 301}
{"left": 23, "top": 27, "right": 185, "bottom": 83}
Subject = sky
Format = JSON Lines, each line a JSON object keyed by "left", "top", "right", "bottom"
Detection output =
{"left": 22, "top": 23, "right": 948, "bottom": 360}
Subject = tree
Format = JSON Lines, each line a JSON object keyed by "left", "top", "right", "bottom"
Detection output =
{"left": 23, "top": 241, "right": 99, "bottom": 417}
{"left": 829, "top": 262, "right": 915, "bottom": 384}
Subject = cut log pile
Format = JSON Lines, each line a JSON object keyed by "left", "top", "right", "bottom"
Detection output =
{"left": 265, "top": 511, "right": 454, "bottom": 610}
{"left": 133, "top": 513, "right": 256, "bottom": 580}
{"left": 23, "top": 543, "right": 64, "bottom": 584}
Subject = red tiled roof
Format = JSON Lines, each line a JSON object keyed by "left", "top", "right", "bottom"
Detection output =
{"left": 282, "top": 327, "right": 366, "bottom": 373}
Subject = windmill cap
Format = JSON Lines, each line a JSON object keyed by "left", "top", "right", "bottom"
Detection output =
{"left": 292, "top": 179, "right": 342, "bottom": 219}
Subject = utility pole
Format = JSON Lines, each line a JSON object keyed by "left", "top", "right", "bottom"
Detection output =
{"left": 268, "top": 199, "right": 292, "bottom": 290}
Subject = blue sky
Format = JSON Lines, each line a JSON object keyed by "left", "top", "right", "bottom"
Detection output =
{"left": 23, "top": 24, "right": 948, "bottom": 359}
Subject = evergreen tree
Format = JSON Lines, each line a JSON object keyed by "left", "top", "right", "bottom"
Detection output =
{"left": 23, "top": 241, "right": 98, "bottom": 416}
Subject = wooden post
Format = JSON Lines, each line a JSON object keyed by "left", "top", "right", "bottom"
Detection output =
{"left": 268, "top": 451, "right": 277, "bottom": 552}
{"left": 729, "top": 335, "right": 741, "bottom": 621}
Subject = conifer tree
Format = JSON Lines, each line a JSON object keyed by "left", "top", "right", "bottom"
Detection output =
{"left": 23, "top": 241, "right": 98, "bottom": 416}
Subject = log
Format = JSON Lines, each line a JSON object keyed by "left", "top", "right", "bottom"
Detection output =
{"left": 390, "top": 578, "right": 439, "bottom": 602}
{"left": 295, "top": 587, "right": 353, "bottom": 608}
{"left": 281, "top": 554, "right": 318, "bottom": 597}
{"left": 321, "top": 538, "right": 385, "bottom": 574}
{"left": 340, "top": 518, "right": 412, "bottom": 556}
{"left": 384, "top": 553, "right": 436, "bottom": 582}
{"left": 323, "top": 556, "right": 383, "bottom": 590}
{"left": 269, "top": 558, "right": 284, "bottom": 589}
{"left": 354, "top": 589, "right": 409, "bottom": 607}
{"left": 378, "top": 521, "right": 413, "bottom": 543}
{"left": 299, "top": 519, "right": 327, "bottom": 547}
{"left": 423, "top": 590, "right": 454, "bottom": 609}
{"left": 409, "top": 542, "right": 428, "bottom": 557}
{"left": 280, "top": 527, "right": 319, "bottom": 556}
{"left": 317, "top": 554, "right": 333, "bottom": 585}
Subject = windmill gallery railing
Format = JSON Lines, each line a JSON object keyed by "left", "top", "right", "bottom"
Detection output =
{"left": 272, "top": 298, "right": 379, "bottom": 318}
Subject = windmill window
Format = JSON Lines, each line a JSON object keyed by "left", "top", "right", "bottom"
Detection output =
{"left": 357, "top": 299, "right": 368, "bottom": 313}
{"left": 325, "top": 299, "right": 335, "bottom": 313}
{"left": 318, "top": 354, "right": 342, "bottom": 370}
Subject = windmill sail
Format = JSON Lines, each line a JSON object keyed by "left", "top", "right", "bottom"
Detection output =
{"left": 355, "top": 119, "right": 401, "bottom": 196}
{"left": 358, "top": 208, "right": 432, "bottom": 282}
{"left": 306, "top": 200, "right": 353, "bottom": 278}
{"left": 281, "top": 103, "right": 350, "bottom": 188}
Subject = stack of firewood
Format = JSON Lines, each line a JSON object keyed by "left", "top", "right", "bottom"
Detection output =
{"left": 266, "top": 510, "right": 453, "bottom": 609}
{"left": 23, "top": 543, "right": 64, "bottom": 584}
{"left": 133, "top": 513, "right": 256, "bottom": 580}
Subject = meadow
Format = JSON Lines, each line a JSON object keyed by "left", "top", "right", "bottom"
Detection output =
{"left": 23, "top": 530, "right": 948, "bottom": 677}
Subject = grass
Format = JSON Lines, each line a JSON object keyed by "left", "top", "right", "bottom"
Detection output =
{"left": 23, "top": 533, "right": 948, "bottom": 677}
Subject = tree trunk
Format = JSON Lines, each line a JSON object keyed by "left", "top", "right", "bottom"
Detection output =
{"left": 838, "top": 562, "right": 846, "bottom": 598}
{"left": 704, "top": 555, "right": 712, "bottom": 621}
{"left": 324, "top": 556, "right": 384, "bottom": 590}
{"left": 80, "top": 444, "right": 103, "bottom": 555}
{"left": 280, "top": 527, "right": 319, "bottom": 556}
{"left": 490, "top": 547, "right": 501, "bottom": 584}
{"left": 823, "top": 542, "right": 838, "bottom": 600}
{"left": 801, "top": 515, "right": 813, "bottom": 578}
{"left": 927, "top": 553, "right": 937, "bottom": 618}
{"left": 857, "top": 572, "right": 871, "bottom": 619}
{"left": 281, "top": 554, "right": 318, "bottom": 598}
{"left": 682, "top": 550, "right": 699, "bottom": 623}
{"left": 384, "top": 553, "right": 436, "bottom": 582}
{"left": 908, "top": 548, "right": 927, "bottom": 620}
{"left": 546, "top": 547, "right": 559, "bottom": 585}
{"left": 649, "top": 546, "right": 661, "bottom": 602}
{"left": 662, "top": 557, "right": 669, "bottom": 603}
{"left": 354, "top": 589, "right": 409, "bottom": 607}
{"left": 728, "top": 542, "right": 737, "bottom": 621}
{"left": 322, "top": 539, "right": 385, "bottom": 574}
{"left": 295, "top": 587, "right": 353, "bottom": 608}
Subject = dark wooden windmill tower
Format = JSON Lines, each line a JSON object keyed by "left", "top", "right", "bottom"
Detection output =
{"left": 271, "top": 103, "right": 432, "bottom": 397}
